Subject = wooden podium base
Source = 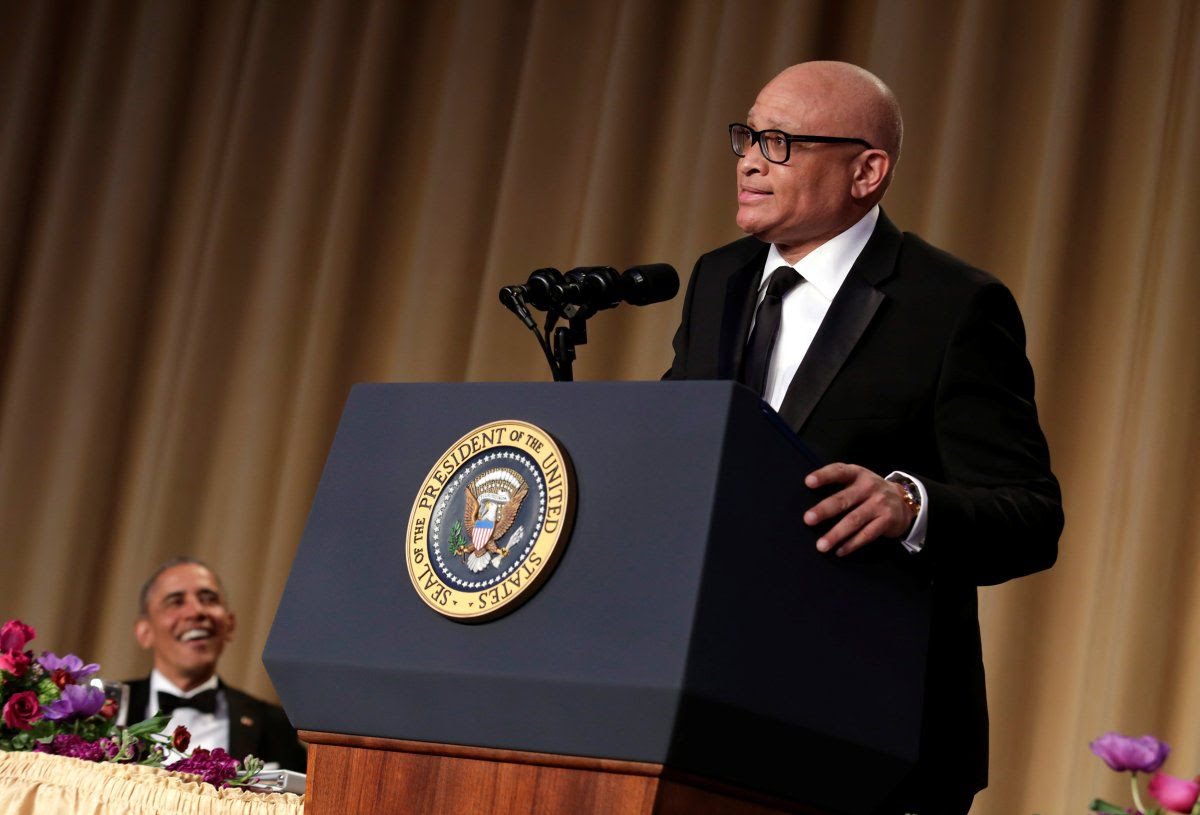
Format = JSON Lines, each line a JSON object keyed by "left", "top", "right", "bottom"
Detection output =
{"left": 299, "top": 731, "right": 819, "bottom": 815}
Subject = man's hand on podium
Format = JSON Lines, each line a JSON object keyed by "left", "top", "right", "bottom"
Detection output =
{"left": 803, "top": 463, "right": 914, "bottom": 556}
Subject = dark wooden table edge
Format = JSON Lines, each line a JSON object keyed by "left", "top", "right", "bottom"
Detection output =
{"left": 298, "top": 730, "right": 666, "bottom": 777}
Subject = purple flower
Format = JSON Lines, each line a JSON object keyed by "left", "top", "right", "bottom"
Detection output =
{"left": 42, "top": 683, "right": 106, "bottom": 721}
{"left": 35, "top": 734, "right": 119, "bottom": 762}
{"left": 1090, "top": 732, "right": 1170, "bottom": 772}
{"left": 167, "top": 747, "right": 240, "bottom": 787}
{"left": 36, "top": 652, "right": 100, "bottom": 684}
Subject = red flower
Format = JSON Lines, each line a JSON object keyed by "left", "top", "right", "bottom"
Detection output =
{"left": 50, "top": 668, "right": 71, "bottom": 689}
{"left": 0, "top": 649, "right": 31, "bottom": 678}
{"left": 0, "top": 620, "right": 36, "bottom": 652}
{"left": 2, "top": 690, "right": 42, "bottom": 731}
{"left": 171, "top": 725, "right": 191, "bottom": 752}
{"left": 1149, "top": 771, "right": 1200, "bottom": 813}
{"left": 98, "top": 697, "right": 119, "bottom": 720}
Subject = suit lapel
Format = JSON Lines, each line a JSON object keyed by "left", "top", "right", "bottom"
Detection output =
{"left": 222, "top": 681, "right": 260, "bottom": 760}
{"left": 718, "top": 243, "right": 770, "bottom": 379}
{"left": 777, "top": 212, "right": 903, "bottom": 430}
{"left": 124, "top": 678, "right": 150, "bottom": 726}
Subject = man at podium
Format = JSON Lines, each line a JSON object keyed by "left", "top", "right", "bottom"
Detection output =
{"left": 666, "top": 61, "right": 1063, "bottom": 814}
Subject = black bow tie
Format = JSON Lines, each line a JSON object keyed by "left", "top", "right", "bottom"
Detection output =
{"left": 157, "top": 687, "right": 219, "bottom": 715}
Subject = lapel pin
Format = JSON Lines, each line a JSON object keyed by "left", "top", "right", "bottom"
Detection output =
{"left": 240, "top": 715, "right": 254, "bottom": 727}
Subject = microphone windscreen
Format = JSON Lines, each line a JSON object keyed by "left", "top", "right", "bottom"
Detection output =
{"left": 621, "top": 264, "right": 679, "bottom": 306}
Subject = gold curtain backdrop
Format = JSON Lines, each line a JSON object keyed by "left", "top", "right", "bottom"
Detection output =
{"left": 1, "top": 0, "right": 1197, "bottom": 811}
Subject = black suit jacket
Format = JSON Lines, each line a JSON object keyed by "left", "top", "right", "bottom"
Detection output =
{"left": 125, "top": 677, "right": 307, "bottom": 772}
{"left": 667, "top": 211, "right": 1063, "bottom": 802}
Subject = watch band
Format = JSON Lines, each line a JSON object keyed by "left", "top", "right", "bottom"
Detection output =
{"left": 891, "top": 475, "right": 921, "bottom": 518}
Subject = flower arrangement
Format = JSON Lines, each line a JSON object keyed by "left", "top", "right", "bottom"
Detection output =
{"left": 0, "top": 618, "right": 262, "bottom": 787}
{"left": 1090, "top": 732, "right": 1200, "bottom": 814}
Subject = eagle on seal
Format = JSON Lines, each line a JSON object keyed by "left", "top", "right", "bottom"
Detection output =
{"left": 463, "top": 470, "right": 528, "bottom": 573}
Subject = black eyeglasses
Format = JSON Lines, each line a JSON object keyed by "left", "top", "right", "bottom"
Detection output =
{"left": 728, "top": 123, "right": 873, "bottom": 164}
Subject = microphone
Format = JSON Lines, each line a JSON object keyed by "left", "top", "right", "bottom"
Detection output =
{"left": 556, "top": 264, "right": 679, "bottom": 311}
{"left": 556, "top": 266, "right": 622, "bottom": 310}
{"left": 499, "top": 267, "right": 565, "bottom": 311}
{"left": 498, "top": 286, "right": 537, "bottom": 329}
{"left": 499, "top": 264, "right": 678, "bottom": 317}
{"left": 498, "top": 263, "right": 679, "bottom": 382}
{"left": 618, "top": 263, "right": 679, "bottom": 306}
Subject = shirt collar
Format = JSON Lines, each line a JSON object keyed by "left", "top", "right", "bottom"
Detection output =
{"left": 763, "top": 205, "right": 880, "bottom": 301}
{"left": 149, "top": 669, "right": 220, "bottom": 699}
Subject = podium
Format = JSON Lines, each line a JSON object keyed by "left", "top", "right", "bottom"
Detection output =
{"left": 264, "top": 382, "right": 932, "bottom": 814}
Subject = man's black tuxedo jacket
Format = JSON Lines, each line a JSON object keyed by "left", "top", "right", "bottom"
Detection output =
{"left": 666, "top": 211, "right": 1063, "bottom": 796}
{"left": 125, "top": 677, "right": 307, "bottom": 772}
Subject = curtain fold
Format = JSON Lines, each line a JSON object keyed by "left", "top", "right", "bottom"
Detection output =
{"left": 2, "top": 1, "right": 1198, "bottom": 811}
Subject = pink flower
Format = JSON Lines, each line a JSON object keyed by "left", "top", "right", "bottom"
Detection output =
{"left": 0, "top": 649, "right": 31, "bottom": 677}
{"left": 2, "top": 690, "right": 42, "bottom": 730}
{"left": 0, "top": 620, "right": 35, "bottom": 652}
{"left": 1148, "top": 771, "right": 1200, "bottom": 813}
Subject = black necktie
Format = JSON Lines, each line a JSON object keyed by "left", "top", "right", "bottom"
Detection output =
{"left": 157, "top": 687, "right": 219, "bottom": 715}
{"left": 741, "top": 266, "right": 802, "bottom": 395}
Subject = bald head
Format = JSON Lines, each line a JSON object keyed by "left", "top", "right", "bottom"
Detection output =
{"left": 757, "top": 61, "right": 903, "bottom": 172}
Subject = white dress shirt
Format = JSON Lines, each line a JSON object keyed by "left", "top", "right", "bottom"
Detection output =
{"left": 756, "top": 206, "right": 880, "bottom": 411}
{"left": 148, "top": 670, "right": 230, "bottom": 758}
{"left": 757, "top": 205, "right": 927, "bottom": 551}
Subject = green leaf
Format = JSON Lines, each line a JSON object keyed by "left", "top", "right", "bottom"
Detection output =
{"left": 35, "top": 678, "right": 60, "bottom": 703}
{"left": 1088, "top": 800, "right": 1129, "bottom": 814}
{"left": 448, "top": 520, "right": 469, "bottom": 554}
{"left": 8, "top": 731, "right": 34, "bottom": 751}
{"left": 26, "top": 721, "right": 55, "bottom": 740}
{"left": 124, "top": 712, "right": 171, "bottom": 738}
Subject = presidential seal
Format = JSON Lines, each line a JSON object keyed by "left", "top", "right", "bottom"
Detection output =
{"left": 405, "top": 420, "right": 575, "bottom": 621}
